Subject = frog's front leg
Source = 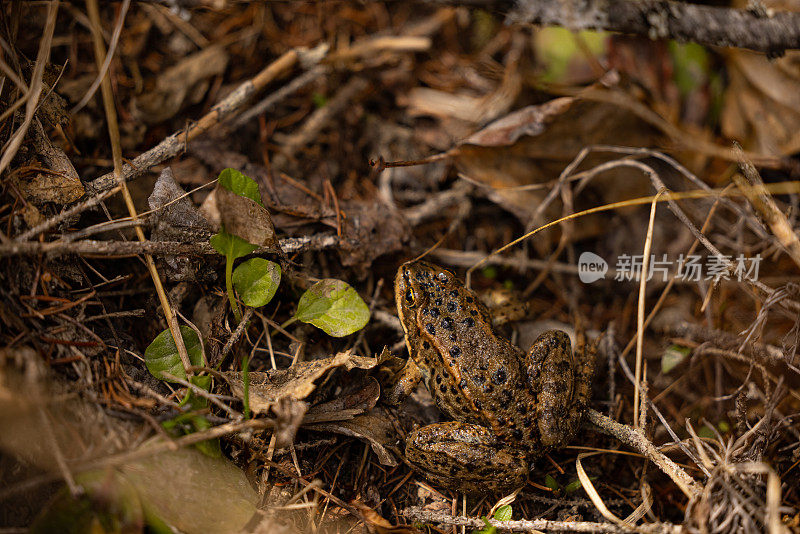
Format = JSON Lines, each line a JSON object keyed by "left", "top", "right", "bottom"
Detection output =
{"left": 526, "top": 330, "right": 594, "bottom": 450}
{"left": 405, "top": 422, "right": 528, "bottom": 493}
{"left": 385, "top": 358, "right": 423, "bottom": 405}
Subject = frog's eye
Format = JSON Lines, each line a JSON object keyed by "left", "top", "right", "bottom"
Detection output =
{"left": 404, "top": 288, "right": 416, "bottom": 305}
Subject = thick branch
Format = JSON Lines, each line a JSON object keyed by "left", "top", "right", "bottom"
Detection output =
{"left": 509, "top": 0, "right": 800, "bottom": 55}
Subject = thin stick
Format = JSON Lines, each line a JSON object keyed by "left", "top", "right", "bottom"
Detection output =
{"left": 86, "top": 0, "right": 192, "bottom": 374}
{"left": 15, "top": 185, "right": 122, "bottom": 242}
{"left": 70, "top": 0, "right": 130, "bottom": 114}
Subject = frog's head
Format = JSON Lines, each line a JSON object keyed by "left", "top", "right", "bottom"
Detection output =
{"left": 395, "top": 261, "right": 456, "bottom": 336}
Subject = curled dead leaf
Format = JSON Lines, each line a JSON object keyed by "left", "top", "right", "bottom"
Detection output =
{"left": 224, "top": 352, "right": 374, "bottom": 415}
{"left": 306, "top": 408, "right": 399, "bottom": 466}
{"left": 206, "top": 184, "right": 281, "bottom": 252}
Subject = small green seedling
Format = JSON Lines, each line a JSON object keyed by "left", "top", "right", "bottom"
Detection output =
{"left": 286, "top": 279, "right": 370, "bottom": 337}
{"left": 565, "top": 477, "right": 595, "bottom": 494}
{"left": 544, "top": 474, "right": 560, "bottom": 492}
{"left": 476, "top": 505, "right": 513, "bottom": 534}
{"left": 142, "top": 168, "right": 372, "bottom": 452}
{"left": 661, "top": 344, "right": 690, "bottom": 374}
{"left": 144, "top": 326, "right": 204, "bottom": 382}
{"left": 145, "top": 329, "right": 220, "bottom": 457}
{"left": 209, "top": 168, "right": 266, "bottom": 322}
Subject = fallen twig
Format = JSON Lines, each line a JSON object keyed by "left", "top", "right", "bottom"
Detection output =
{"left": 586, "top": 408, "right": 701, "bottom": 499}
{"left": 402, "top": 506, "right": 682, "bottom": 533}
{"left": 0, "top": 234, "right": 339, "bottom": 258}
{"left": 87, "top": 49, "right": 302, "bottom": 194}
{"left": 509, "top": 0, "right": 800, "bottom": 55}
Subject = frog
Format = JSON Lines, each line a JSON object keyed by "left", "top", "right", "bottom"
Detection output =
{"left": 393, "top": 260, "right": 595, "bottom": 493}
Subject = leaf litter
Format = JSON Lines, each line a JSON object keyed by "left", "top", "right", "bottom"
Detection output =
{"left": 1, "top": 2, "right": 800, "bottom": 533}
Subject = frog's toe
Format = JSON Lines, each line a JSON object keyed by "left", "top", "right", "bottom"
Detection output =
{"left": 405, "top": 422, "right": 528, "bottom": 493}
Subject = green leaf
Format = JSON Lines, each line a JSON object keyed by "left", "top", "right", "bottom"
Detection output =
{"left": 698, "top": 425, "right": 716, "bottom": 439}
{"left": 188, "top": 415, "right": 222, "bottom": 457}
{"left": 565, "top": 476, "right": 596, "bottom": 494}
{"left": 180, "top": 375, "right": 212, "bottom": 409}
{"left": 718, "top": 420, "right": 731, "bottom": 433}
{"left": 294, "top": 279, "right": 370, "bottom": 337}
{"left": 210, "top": 230, "right": 257, "bottom": 261}
{"left": 669, "top": 41, "right": 709, "bottom": 97}
{"left": 144, "top": 326, "right": 203, "bottom": 382}
{"left": 493, "top": 505, "right": 512, "bottom": 521}
{"left": 544, "top": 474, "right": 560, "bottom": 491}
{"left": 232, "top": 258, "right": 281, "bottom": 308}
{"left": 217, "top": 168, "right": 263, "bottom": 206}
{"left": 535, "top": 27, "right": 607, "bottom": 84}
{"left": 476, "top": 517, "right": 496, "bottom": 534}
{"left": 661, "top": 344, "right": 690, "bottom": 374}
{"left": 312, "top": 92, "right": 328, "bottom": 108}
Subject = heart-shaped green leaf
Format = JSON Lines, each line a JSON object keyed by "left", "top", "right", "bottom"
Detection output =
{"left": 294, "top": 279, "right": 370, "bottom": 337}
{"left": 493, "top": 505, "right": 512, "bottom": 521}
{"left": 232, "top": 258, "right": 281, "bottom": 308}
{"left": 144, "top": 326, "right": 203, "bottom": 382}
{"left": 218, "top": 168, "right": 263, "bottom": 206}
{"left": 210, "top": 230, "right": 257, "bottom": 261}
{"left": 661, "top": 344, "right": 690, "bottom": 374}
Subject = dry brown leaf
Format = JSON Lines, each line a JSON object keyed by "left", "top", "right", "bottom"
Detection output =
{"left": 204, "top": 182, "right": 281, "bottom": 251}
{"left": 304, "top": 376, "right": 381, "bottom": 424}
{"left": 132, "top": 45, "right": 229, "bottom": 124}
{"left": 352, "top": 501, "right": 416, "bottom": 534}
{"left": 16, "top": 121, "right": 83, "bottom": 206}
{"left": 271, "top": 397, "right": 309, "bottom": 449}
{"left": 454, "top": 97, "right": 658, "bottom": 225}
{"left": 224, "top": 352, "right": 373, "bottom": 414}
{"left": 148, "top": 167, "right": 215, "bottom": 281}
{"left": 306, "top": 408, "right": 398, "bottom": 466}
{"left": 722, "top": 49, "right": 800, "bottom": 155}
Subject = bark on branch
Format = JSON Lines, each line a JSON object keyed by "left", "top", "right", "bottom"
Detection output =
{"left": 509, "top": 0, "right": 800, "bottom": 55}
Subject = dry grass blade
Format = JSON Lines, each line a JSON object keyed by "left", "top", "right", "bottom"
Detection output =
{"left": 0, "top": 1, "right": 57, "bottom": 175}
{"left": 576, "top": 451, "right": 628, "bottom": 527}
{"left": 633, "top": 189, "right": 664, "bottom": 429}
{"left": 69, "top": 0, "right": 129, "bottom": 114}
{"left": 85, "top": 0, "right": 192, "bottom": 374}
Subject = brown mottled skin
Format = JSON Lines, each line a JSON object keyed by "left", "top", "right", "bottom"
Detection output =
{"left": 394, "top": 261, "right": 595, "bottom": 493}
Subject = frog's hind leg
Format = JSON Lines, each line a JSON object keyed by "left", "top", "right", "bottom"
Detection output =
{"left": 526, "top": 329, "right": 594, "bottom": 450}
{"left": 405, "top": 422, "right": 528, "bottom": 493}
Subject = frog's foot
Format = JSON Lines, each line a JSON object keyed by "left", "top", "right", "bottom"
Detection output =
{"left": 405, "top": 422, "right": 528, "bottom": 493}
{"left": 527, "top": 329, "right": 594, "bottom": 450}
